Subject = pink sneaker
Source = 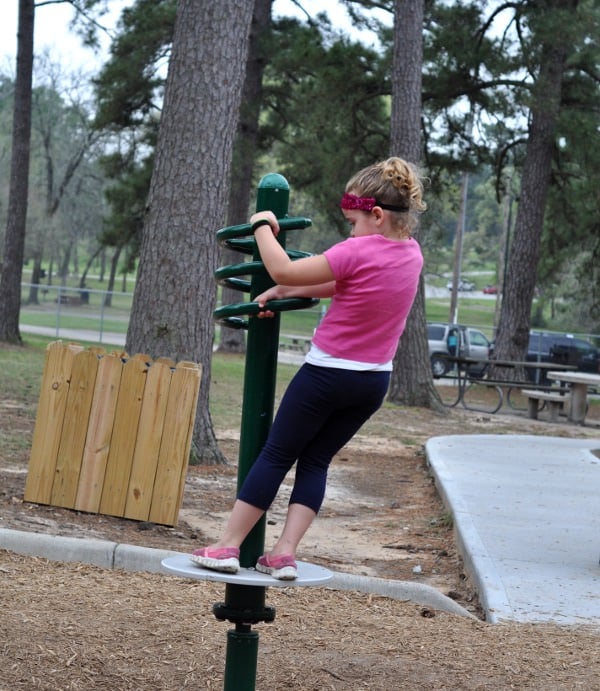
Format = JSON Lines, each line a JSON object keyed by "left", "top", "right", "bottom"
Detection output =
{"left": 190, "top": 546, "right": 240, "bottom": 573}
{"left": 256, "top": 553, "right": 298, "bottom": 580}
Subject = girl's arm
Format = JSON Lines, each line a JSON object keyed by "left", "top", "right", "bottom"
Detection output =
{"left": 255, "top": 282, "right": 335, "bottom": 306}
{"left": 254, "top": 280, "right": 335, "bottom": 319}
{"left": 251, "top": 211, "right": 335, "bottom": 287}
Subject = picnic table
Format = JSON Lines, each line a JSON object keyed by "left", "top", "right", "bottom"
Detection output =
{"left": 546, "top": 371, "right": 600, "bottom": 424}
{"left": 439, "top": 357, "right": 576, "bottom": 415}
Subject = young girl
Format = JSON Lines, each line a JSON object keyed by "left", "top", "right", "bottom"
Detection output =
{"left": 191, "top": 157, "right": 425, "bottom": 580}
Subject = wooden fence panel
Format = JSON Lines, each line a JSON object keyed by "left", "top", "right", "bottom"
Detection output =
{"left": 124, "top": 360, "right": 172, "bottom": 521}
{"left": 50, "top": 350, "right": 100, "bottom": 508}
{"left": 99, "top": 354, "right": 149, "bottom": 517}
{"left": 24, "top": 342, "right": 83, "bottom": 504}
{"left": 25, "top": 343, "right": 201, "bottom": 526}
{"left": 74, "top": 353, "right": 123, "bottom": 513}
{"left": 149, "top": 361, "right": 201, "bottom": 525}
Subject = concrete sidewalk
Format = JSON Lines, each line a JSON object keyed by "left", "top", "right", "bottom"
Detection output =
{"left": 426, "top": 434, "right": 600, "bottom": 627}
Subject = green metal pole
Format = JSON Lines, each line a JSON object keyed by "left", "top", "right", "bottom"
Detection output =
{"left": 223, "top": 628, "right": 259, "bottom": 690}
{"left": 236, "top": 173, "right": 289, "bottom": 565}
{"left": 221, "top": 174, "right": 290, "bottom": 691}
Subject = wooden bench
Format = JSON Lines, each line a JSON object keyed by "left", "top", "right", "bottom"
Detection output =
{"left": 521, "top": 389, "right": 570, "bottom": 422}
{"left": 55, "top": 295, "right": 81, "bottom": 305}
{"left": 55, "top": 293, "right": 89, "bottom": 306}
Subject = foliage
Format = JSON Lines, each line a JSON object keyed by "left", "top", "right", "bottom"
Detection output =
{"left": 533, "top": 1, "right": 600, "bottom": 332}
{"left": 422, "top": 0, "right": 599, "bottom": 336}
{"left": 3, "top": 0, "right": 599, "bottom": 343}
{"left": 263, "top": 18, "right": 390, "bottom": 235}
{"left": 92, "top": 0, "right": 175, "bottom": 273}
{"left": 93, "top": 0, "right": 176, "bottom": 130}
{"left": 0, "top": 57, "right": 111, "bottom": 291}
{"left": 98, "top": 142, "right": 152, "bottom": 262}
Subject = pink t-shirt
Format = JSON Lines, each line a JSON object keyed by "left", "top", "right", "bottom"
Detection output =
{"left": 312, "top": 234, "right": 423, "bottom": 363}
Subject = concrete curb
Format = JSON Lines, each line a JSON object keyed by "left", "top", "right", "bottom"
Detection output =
{"left": 0, "top": 528, "right": 474, "bottom": 619}
{"left": 327, "top": 572, "right": 476, "bottom": 618}
{"left": 0, "top": 528, "right": 180, "bottom": 572}
{"left": 425, "top": 446, "right": 511, "bottom": 624}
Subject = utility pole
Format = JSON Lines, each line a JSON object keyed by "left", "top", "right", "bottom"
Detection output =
{"left": 448, "top": 171, "right": 469, "bottom": 324}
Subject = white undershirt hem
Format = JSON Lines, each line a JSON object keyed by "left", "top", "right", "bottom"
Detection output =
{"left": 305, "top": 344, "right": 393, "bottom": 372}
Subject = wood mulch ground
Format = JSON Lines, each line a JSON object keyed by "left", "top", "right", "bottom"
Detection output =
{"left": 1, "top": 392, "right": 600, "bottom": 689}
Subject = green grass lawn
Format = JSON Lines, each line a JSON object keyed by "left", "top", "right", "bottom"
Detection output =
{"left": 19, "top": 308, "right": 130, "bottom": 333}
{"left": 0, "top": 339, "right": 47, "bottom": 406}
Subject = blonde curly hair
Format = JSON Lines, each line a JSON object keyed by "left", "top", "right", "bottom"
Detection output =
{"left": 345, "top": 157, "right": 426, "bottom": 231}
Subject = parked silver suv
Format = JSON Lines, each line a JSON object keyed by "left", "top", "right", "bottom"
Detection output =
{"left": 427, "top": 322, "right": 492, "bottom": 377}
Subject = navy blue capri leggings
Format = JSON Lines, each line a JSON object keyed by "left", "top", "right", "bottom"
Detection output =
{"left": 238, "top": 363, "right": 390, "bottom": 514}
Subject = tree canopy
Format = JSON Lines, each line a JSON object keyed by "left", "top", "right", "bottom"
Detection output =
{"left": 1, "top": 0, "right": 598, "bottom": 419}
{"left": 84, "top": 0, "right": 599, "bottom": 336}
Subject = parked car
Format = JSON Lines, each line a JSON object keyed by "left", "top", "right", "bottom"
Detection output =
{"left": 526, "top": 332, "right": 600, "bottom": 379}
{"left": 427, "top": 322, "right": 492, "bottom": 377}
{"left": 446, "top": 278, "right": 475, "bottom": 292}
{"left": 483, "top": 285, "right": 498, "bottom": 294}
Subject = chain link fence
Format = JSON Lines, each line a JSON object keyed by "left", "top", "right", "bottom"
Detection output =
{"left": 19, "top": 283, "right": 132, "bottom": 346}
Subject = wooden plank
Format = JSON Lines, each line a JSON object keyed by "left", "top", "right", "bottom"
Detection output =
{"left": 24, "top": 341, "right": 83, "bottom": 504}
{"left": 171, "top": 362, "right": 202, "bottom": 520}
{"left": 149, "top": 361, "right": 201, "bottom": 526}
{"left": 124, "top": 360, "right": 172, "bottom": 521}
{"left": 99, "top": 354, "right": 149, "bottom": 517}
{"left": 50, "top": 350, "right": 100, "bottom": 508}
{"left": 74, "top": 353, "right": 124, "bottom": 513}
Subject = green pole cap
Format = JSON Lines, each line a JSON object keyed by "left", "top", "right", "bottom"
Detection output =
{"left": 257, "top": 173, "right": 289, "bottom": 191}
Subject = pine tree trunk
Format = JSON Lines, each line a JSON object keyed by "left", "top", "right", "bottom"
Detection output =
{"left": 218, "top": 0, "right": 273, "bottom": 354}
{"left": 126, "top": 0, "right": 254, "bottom": 464}
{"left": 0, "top": 0, "right": 34, "bottom": 344}
{"left": 492, "top": 4, "right": 574, "bottom": 375}
{"left": 388, "top": 0, "right": 444, "bottom": 411}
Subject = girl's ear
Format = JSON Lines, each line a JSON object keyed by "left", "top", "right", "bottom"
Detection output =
{"left": 372, "top": 206, "right": 385, "bottom": 224}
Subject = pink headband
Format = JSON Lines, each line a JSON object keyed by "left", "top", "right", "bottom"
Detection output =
{"left": 340, "top": 192, "right": 409, "bottom": 213}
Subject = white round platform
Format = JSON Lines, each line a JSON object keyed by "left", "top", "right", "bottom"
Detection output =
{"left": 161, "top": 554, "right": 333, "bottom": 587}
